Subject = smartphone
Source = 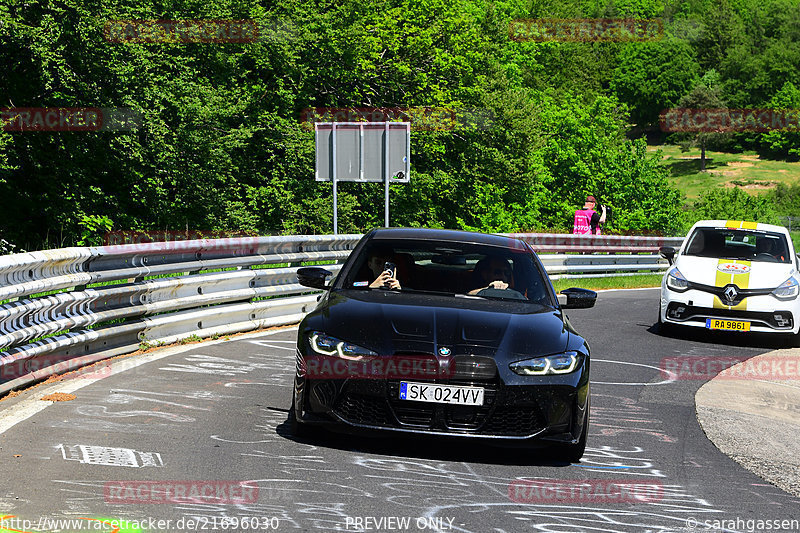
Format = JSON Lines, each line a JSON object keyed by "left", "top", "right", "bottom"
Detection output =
{"left": 383, "top": 261, "right": 396, "bottom": 278}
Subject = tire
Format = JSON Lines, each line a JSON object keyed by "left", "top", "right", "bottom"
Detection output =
{"left": 788, "top": 331, "right": 800, "bottom": 348}
{"left": 288, "top": 394, "right": 315, "bottom": 439}
{"left": 563, "top": 406, "right": 589, "bottom": 463}
{"left": 657, "top": 310, "right": 674, "bottom": 336}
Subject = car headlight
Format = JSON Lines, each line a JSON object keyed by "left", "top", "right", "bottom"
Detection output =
{"left": 509, "top": 352, "right": 580, "bottom": 376}
{"left": 666, "top": 267, "right": 689, "bottom": 292}
{"left": 309, "top": 332, "right": 377, "bottom": 360}
{"left": 772, "top": 276, "right": 799, "bottom": 300}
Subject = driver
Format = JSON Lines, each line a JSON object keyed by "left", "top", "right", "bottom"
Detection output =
{"left": 755, "top": 238, "right": 782, "bottom": 261}
{"left": 468, "top": 256, "right": 513, "bottom": 295}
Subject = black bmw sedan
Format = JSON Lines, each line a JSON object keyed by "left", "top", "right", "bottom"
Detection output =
{"left": 291, "top": 228, "right": 596, "bottom": 462}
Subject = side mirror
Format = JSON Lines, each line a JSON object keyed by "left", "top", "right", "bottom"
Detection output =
{"left": 659, "top": 246, "right": 676, "bottom": 265}
{"left": 560, "top": 287, "right": 597, "bottom": 309}
{"left": 297, "top": 267, "right": 333, "bottom": 290}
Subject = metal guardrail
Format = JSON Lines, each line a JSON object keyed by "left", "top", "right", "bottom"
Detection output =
{"left": 0, "top": 232, "right": 682, "bottom": 394}
{"left": 509, "top": 232, "right": 684, "bottom": 254}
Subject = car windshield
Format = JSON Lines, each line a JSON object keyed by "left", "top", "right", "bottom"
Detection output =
{"left": 341, "top": 240, "right": 555, "bottom": 305}
{"left": 683, "top": 227, "right": 791, "bottom": 263}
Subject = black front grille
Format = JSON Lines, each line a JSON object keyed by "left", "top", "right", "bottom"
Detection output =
{"left": 666, "top": 302, "right": 794, "bottom": 329}
{"left": 481, "top": 406, "right": 546, "bottom": 436}
{"left": 387, "top": 379, "right": 440, "bottom": 426}
{"left": 686, "top": 281, "right": 773, "bottom": 306}
{"left": 334, "top": 394, "right": 393, "bottom": 426}
{"left": 392, "top": 403, "right": 435, "bottom": 426}
{"left": 442, "top": 379, "right": 497, "bottom": 430}
{"left": 386, "top": 378, "right": 500, "bottom": 428}
{"left": 332, "top": 379, "right": 556, "bottom": 437}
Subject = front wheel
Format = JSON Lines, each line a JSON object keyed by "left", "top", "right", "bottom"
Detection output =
{"left": 788, "top": 331, "right": 800, "bottom": 348}
{"left": 288, "top": 394, "right": 316, "bottom": 439}
{"left": 657, "top": 310, "right": 675, "bottom": 336}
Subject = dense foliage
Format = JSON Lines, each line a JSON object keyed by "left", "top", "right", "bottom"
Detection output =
{"left": 1, "top": 0, "right": 799, "bottom": 249}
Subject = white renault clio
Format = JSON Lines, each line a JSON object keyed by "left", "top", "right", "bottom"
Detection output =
{"left": 659, "top": 220, "right": 800, "bottom": 344}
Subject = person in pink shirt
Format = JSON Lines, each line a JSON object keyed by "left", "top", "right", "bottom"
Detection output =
{"left": 573, "top": 195, "right": 607, "bottom": 235}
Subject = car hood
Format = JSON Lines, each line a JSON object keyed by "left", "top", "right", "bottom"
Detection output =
{"left": 304, "top": 289, "right": 571, "bottom": 359}
{"left": 675, "top": 256, "right": 794, "bottom": 290}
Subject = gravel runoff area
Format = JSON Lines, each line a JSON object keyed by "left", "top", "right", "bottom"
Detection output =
{"left": 696, "top": 347, "right": 800, "bottom": 497}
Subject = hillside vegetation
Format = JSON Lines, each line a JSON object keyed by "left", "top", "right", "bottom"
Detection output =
{"left": 1, "top": 0, "right": 799, "bottom": 249}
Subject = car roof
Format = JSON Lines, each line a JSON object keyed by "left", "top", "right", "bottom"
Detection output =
{"left": 366, "top": 227, "right": 525, "bottom": 248}
{"left": 689, "top": 219, "right": 790, "bottom": 235}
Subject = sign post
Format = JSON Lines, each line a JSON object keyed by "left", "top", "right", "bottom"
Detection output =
{"left": 315, "top": 122, "right": 410, "bottom": 234}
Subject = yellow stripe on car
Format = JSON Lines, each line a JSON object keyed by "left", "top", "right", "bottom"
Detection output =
{"left": 725, "top": 220, "right": 741, "bottom": 229}
{"left": 713, "top": 259, "right": 751, "bottom": 310}
{"left": 724, "top": 220, "right": 758, "bottom": 230}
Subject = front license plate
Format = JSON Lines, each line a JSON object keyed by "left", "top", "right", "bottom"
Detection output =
{"left": 705, "top": 318, "right": 751, "bottom": 331}
{"left": 399, "top": 382, "right": 484, "bottom": 406}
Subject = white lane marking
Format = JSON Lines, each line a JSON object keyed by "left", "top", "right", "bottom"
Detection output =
{"left": 592, "top": 358, "right": 677, "bottom": 386}
{"left": 247, "top": 342, "right": 296, "bottom": 350}
{"left": 0, "top": 327, "right": 298, "bottom": 436}
{"left": 57, "top": 443, "right": 163, "bottom": 467}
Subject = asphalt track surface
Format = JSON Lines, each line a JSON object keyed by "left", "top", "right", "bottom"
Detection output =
{"left": 1, "top": 288, "right": 799, "bottom": 533}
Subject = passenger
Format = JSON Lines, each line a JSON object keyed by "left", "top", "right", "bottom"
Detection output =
{"left": 366, "top": 247, "right": 401, "bottom": 289}
{"left": 701, "top": 231, "right": 726, "bottom": 257}
{"left": 468, "top": 256, "right": 513, "bottom": 295}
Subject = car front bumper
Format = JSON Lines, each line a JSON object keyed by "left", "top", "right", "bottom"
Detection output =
{"left": 660, "top": 286, "right": 800, "bottom": 334}
{"left": 292, "top": 355, "right": 589, "bottom": 444}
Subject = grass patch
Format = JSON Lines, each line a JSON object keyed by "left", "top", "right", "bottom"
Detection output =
{"left": 551, "top": 274, "right": 662, "bottom": 292}
{"left": 648, "top": 144, "right": 800, "bottom": 199}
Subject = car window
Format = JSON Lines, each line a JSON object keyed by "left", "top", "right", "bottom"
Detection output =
{"left": 683, "top": 228, "right": 791, "bottom": 263}
{"left": 342, "top": 240, "right": 554, "bottom": 305}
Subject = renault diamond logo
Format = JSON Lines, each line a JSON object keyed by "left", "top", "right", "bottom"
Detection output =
{"left": 724, "top": 285, "right": 738, "bottom": 303}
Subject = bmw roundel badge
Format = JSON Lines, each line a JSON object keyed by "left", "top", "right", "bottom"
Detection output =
{"left": 438, "top": 347, "right": 451, "bottom": 356}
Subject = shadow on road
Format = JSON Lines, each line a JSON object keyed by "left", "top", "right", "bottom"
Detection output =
{"left": 273, "top": 417, "right": 574, "bottom": 467}
{"left": 647, "top": 322, "right": 790, "bottom": 350}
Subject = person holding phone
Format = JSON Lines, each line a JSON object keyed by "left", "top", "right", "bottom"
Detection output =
{"left": 366, "top": 248, "right": 401, "bottom": 289}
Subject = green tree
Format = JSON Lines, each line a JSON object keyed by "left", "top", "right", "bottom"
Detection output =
{"left": 673, "top": 70, "right": 728, "bottom": 171}
{"left": 611, "top": 37, "right": 700, "bottom": 126}
{"left": 758, "top": 81, "right": 800, "bottom": 160}
{"left": 692, "top": 187, "right": 778, "bottom": 224}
